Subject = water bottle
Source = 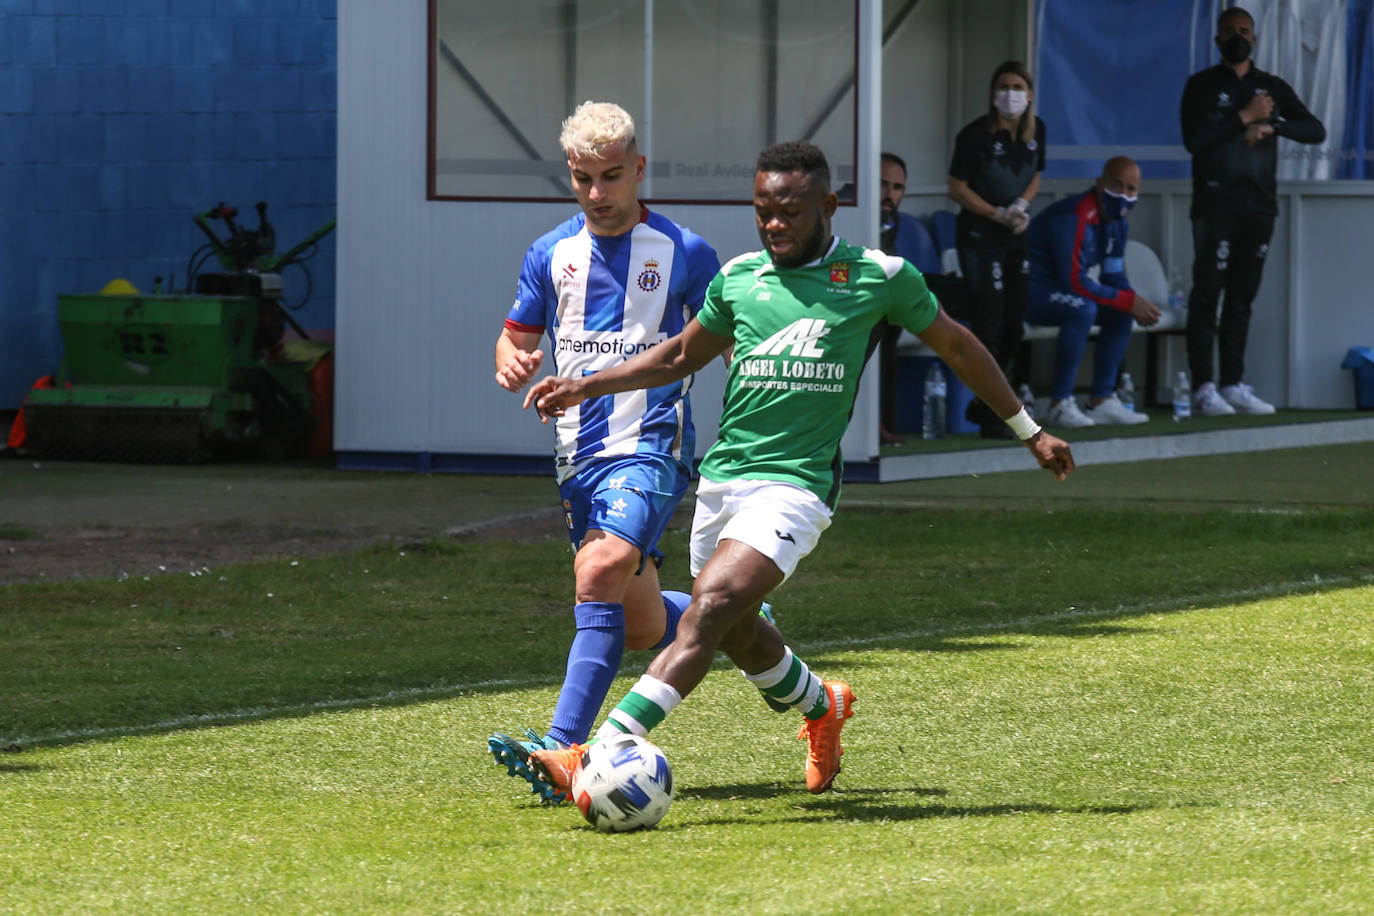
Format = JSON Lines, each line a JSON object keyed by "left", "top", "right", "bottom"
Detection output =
{"left": 1116, "top": 372, "right": 1135, "bottom": 412}
{"left": 1017, "top": 383, "right": 1036, "bottom": 420}
{"left": 1168, "top": 269, "right": 1187, "bottom": 311}
{"left": 1172, "top": 370, "right": 1192, "bottom": 421}
{"left": 922, "top": 362, "right": 947, "bottom": 440}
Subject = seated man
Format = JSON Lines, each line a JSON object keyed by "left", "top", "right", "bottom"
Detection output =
{"left": 1026, "top": 156, "right": 1162, "bottom": 428}
{"left": 876, "top": 152, "right": 939, "bottom": 444}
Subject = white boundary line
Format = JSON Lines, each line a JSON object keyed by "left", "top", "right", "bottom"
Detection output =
{"left": 10, "top": 570, "right": 1372, "bottom": 749}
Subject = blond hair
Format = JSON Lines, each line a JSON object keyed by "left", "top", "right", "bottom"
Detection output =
{"left": 559, "top": 101, "right": 637, "bottom": 158}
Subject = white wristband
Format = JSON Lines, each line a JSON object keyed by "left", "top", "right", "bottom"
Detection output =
{"left": 1006, "top": 407, "right": 1041, "bottom": 441}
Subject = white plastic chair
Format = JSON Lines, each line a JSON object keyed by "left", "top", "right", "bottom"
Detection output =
{"left": 1124, "top": 239, "right": 1168, "bottom": 306}
{"left": 1123, "top": 239, "right": 1185, "bottom": 329}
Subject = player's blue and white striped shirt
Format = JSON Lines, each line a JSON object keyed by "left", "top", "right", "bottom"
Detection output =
{"left": 506, "top": 207, "right": 720, "bottom": 481}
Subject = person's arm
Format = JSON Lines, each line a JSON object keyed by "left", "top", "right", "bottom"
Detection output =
{"left": 1181, "top": 74, "right": 1267, "bottom": 154}
{"left": 947, "top": 176, "right": 1007, "bottom": 223}
{"left": 1017, "top": 123, "right": 1045, "bottom": 206}
{"left": 1269, "top": 78, "right": 1326, "bottom": 144}
{"left": 494, "top": 326, "right": 544, "bottom": 392}
{"left": 499, "top": 240, "right": 554, "bottom": 392}
{"left": 682, "top": 234, "right": 730, "bottom": 371}
{"left": 1052, "top": 207, "right": 1136, "bottom": 312}
{"left": 1099, "top": 236, "right": 1161, "bottom": 328}
{"left": 525, "top": 317, "right": 732, "bottom": 421}
{"left": 1005, "top": 171, "right": 1040, "bottom": 234}
{"left": 915, "top": 309, "right": 1074, "bottom": 480}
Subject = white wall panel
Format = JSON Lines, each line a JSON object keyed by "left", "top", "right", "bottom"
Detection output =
{"left": 1293, "top": 192, "right": 1374, "bottom": 407}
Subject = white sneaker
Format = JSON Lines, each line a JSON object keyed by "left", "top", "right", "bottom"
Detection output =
{"left": 1220, "top": 382, "right": 1276, "bottom": 415}
{"left": 1047, "top": 397, "right": 1096, "bottom": 428}
{"left": 1193, "top": 382, "right": 1236, "bottom": 417}
{"left": 1084, "top": 394, "right": 1149, "bottom": 425}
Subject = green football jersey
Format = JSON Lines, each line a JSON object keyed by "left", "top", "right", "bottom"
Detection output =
{"left": 696, "top": 237, "right": 939, "bottom": 505}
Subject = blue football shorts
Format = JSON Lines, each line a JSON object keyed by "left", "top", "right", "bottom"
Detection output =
{"left": 558, "top": 453, "right": 692, "bottom": 570}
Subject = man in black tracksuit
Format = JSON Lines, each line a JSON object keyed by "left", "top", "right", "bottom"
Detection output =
{"left": 1180, "top": 5, "right": 1325, "bottom": 416}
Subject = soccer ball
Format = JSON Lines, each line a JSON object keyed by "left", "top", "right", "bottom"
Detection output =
{"left": 571, "top": 734, "right": 673, "bottom": 832}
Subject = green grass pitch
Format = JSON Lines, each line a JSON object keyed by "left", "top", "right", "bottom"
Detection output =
{"left": 3, "top": 444, "right": 1373, "bottom": 913}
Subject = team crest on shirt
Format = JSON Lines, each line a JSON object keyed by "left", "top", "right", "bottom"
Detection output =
{"left": 829, "top": 263, "right": 850, "bottom": 286}
{"left": 637, "top": 259, "right": 662, "bottom": 292}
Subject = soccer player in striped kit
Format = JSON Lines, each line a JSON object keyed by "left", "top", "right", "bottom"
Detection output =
{"left": 524, "top": 141, "right": 1074, "bottom": 801}
{"left": 487, "top": 102, "right": 722, "bottom": 802}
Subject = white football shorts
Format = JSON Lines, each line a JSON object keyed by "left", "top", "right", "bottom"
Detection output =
{"left": 689, "top": 476, "right": 834, "bottom": 582}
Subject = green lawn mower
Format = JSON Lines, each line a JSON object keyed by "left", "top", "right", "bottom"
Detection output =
{"left": 19, "top": 203, "right": 336, "bottom": 463}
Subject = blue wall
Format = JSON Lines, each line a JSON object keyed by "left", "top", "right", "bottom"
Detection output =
{"left": 0, "top": 0, "right": 337, "bottom": 408}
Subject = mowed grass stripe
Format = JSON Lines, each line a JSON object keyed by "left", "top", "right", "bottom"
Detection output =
{"left": 11, "top": 564, "right": 1373, "bottom": 750}
{"left": 4, "top": 585, "right": 1371, "bottom": 914}
{"left": 5, "top": 503, "right": 1373, "bottom": 743}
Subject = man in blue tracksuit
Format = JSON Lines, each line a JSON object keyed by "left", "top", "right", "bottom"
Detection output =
{"left": 1026, "top": 156, "right": 1162, "bottom": 428}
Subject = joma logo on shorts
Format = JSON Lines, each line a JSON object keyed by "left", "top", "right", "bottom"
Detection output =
{"left": 749, "top": 318, "right": 829, "bottom": 358}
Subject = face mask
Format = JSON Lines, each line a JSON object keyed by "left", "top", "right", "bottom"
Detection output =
{"left": 1101, "top": 187, "right": 1137, "bottom": 221}
{"left": 994, "top": 89, "right": 1029, "bottom": 118}
{"left": 1219, "top": 34, "right": 1252, "bottom": 65}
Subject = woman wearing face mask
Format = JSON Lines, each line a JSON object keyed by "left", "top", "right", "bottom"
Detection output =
{"left": 947, "top": 60, "right": 1046, "bottom": 439}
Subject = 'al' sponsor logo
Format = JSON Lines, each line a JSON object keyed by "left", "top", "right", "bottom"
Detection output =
{"left": 562, "top": 264, "right": 579, "bottom": 279}
{"left": 829, "top": 263, "right": 849, "bottom": 286}
{"left": 749, "top": 317, "right": 830, "bottom": 358}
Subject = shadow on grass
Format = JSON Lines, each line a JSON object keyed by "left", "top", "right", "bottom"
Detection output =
{"left": 796, "top": 792, "right": 1155, "bottom": 823}
{"left": 681, "top": 782, "right": 949, "bottom": 803}
{"left": 0, "top": 760, "right": 49, "bottom": 773}
{"left": 675, "top": 783, "right": 1168, "bottom": 827}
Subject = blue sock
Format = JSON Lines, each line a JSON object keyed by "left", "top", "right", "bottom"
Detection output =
{"left": 651, "top": 590, "right": 690, "bottom": 650}
{"left": 547, "top": 602, "right": 625, "bottom": 746}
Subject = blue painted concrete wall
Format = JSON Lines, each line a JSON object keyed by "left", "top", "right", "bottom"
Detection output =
{"left": 0, "top": 0, "right": 337, "bottom": 408}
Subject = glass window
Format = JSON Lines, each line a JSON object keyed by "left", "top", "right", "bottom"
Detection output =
{"left": 429, "top": 0, "right": 857, "bottom": 202}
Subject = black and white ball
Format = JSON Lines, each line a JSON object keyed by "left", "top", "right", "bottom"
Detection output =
{"left": 571, "top": 734, "right": 673, "bottom": 832}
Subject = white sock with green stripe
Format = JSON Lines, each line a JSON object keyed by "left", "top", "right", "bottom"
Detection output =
{"left": 596, "top": 675, "right": 682, "bottom": 740}
{"left": 743, "top": 647, "right": 831, "bottom": 720}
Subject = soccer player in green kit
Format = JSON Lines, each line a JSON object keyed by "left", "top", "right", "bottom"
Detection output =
{"left": 521, "top": 141, "right": 1074, "bottom": 800}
